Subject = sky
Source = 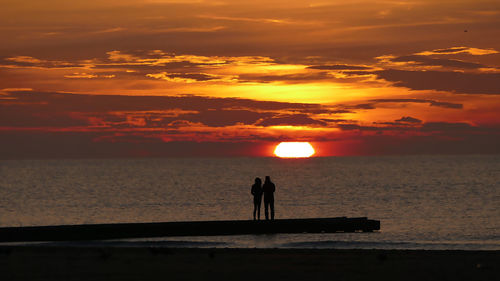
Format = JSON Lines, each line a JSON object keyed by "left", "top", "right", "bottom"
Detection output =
{"left": 1, "top": 0, "right": 499, "bottom": 158}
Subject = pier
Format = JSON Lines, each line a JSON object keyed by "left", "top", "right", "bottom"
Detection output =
{"left": 0, "top": 217, "right": 380, "bottom": 242}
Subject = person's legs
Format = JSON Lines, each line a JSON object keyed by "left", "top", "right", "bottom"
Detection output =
{"left": 257, "top": 201, "right": 261, "bottom": 220}
{"left": 270, "top": 199, "right": 275, "bottom": 220}
{"left": 253, "top": 203, "right": 257, "bottom": 220}
{"left": 264, "top": 199, "right": 269, "bottom": 220}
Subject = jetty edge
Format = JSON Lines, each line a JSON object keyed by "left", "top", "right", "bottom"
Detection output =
{"left": 0, "top": 217, "right": 380, "bottom": 242}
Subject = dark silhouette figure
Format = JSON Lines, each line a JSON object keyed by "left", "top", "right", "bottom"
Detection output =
{"left": 251, "top": 177, "right": 263, "bottom": 220}
{"left": 262, "top": 176, "right": 275, "bottom": 220}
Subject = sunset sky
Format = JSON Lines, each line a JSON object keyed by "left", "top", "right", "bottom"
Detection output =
{"left": 1, "top": 0, "right": 499, "bottom": 158}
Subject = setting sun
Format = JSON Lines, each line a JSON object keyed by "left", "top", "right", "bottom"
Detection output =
{"left": 274, "top": 142, "right": 315, "bottom": 158}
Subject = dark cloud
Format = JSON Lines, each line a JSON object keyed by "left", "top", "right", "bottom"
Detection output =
{"left": 256, "top": 114, "right": 327, "bottom": 127}
{"left": 0, "top": 110, "right": 91, "bottom": 127}
{"left": 392, "top": 55, "right": 485, "bottom": 69}
{"left": 1, "top": 90, "right": 332, "bottom": 129}
{"left": 375, "top": 69, "right": 500, "bottom": 95}
{"left": 338, "top": 123, "right": 418, "bottom": 131}
{"left": 421, "top": 122, "right": 475, "bottom": 132}
{"left": 338, "top": 121, "right": 491, "bottom": 133}
{"left": 332, "top": 103, "right": 375, "bottom": 113}
{"left": 185, "top": 109, "right": 275, "bottom": 127}
{"left": 374, "top": 116, "right": 422, "bottom": 126}
{"left": 320, "top": 118, "right": 348, "bottom": 123}
{"left": 293, "top": 108, "right": 333, "bottom": 114}
{"left": 307, "top": 64, "right": 371, "bottom": 70}
{"left": 154, "top": 72, "right": 219, "bottom": 82}
{"left": 429, "top": 47, "right": 469, "bottom": 54}
{"left": 428, "top": 101, "right": 463, "bottom": 109}
{"left": 370, "top": 98, "right": 463, "bottom": 109}
{"left": 2, "top": 90, "right": 324, "bottom": 113}
{"left": 342, "top": 70, "right": 374, "bottom": 75}
{"left": 337, "top": 124, "right": 379, "bottom": 131}
{"left": 337, "top": 99, "right": 462, "bottom": 114}
{"left": 395, "top": 116, "right": 422, "bottom": 124}
{"left": 348, "top": 103, "right": 376, "bottom": 110}
{"left": 329, "top": 109, "right": 354, "bottom": 114}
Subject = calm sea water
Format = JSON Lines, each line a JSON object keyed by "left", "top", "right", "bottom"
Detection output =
{"left": 1, "top": 155, "right": 499, "bottom": 250}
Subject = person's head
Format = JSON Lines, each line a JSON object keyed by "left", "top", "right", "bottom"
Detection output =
{"left": 265, "top": 176, "right": 271, "bottom": 183}
{"left": 255, "top": 177, "right": 262, "bottom": 185}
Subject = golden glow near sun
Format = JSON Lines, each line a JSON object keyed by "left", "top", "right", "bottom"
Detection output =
{"left": 274, "top": 142, "right": 315, "bottom": 158}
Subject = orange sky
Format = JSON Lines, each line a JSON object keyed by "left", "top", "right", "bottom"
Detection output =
{"left": 1, "top": 0, "right": 499, "bottom": 158}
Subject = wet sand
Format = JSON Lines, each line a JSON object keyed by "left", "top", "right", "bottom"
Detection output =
{"left": 1, "top": 246, "right": 498, "bottom": 281}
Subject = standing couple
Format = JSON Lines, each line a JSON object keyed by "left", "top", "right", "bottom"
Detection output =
{"left": 251, "top": 176, "right": 275, "bottom": 220}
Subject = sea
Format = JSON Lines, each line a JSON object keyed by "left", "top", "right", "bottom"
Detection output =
{"left": 1, "top": 155, "right": 499, "bottom": 250}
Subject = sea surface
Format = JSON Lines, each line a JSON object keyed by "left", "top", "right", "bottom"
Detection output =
{"left": 1, "top": 155, "right": 499, "bottom": 250}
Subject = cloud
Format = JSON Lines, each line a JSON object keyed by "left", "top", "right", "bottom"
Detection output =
{"left": 369, "top": 98, "right": 463, "bottom": 109}
{"left": 428, "top": 101, "right": 463, "bottom": 109}
{"left": 2, "top": 48, "right": 496, "bottom": 99}
{"left": 1, "top": 1, "right": 499, "bottom": 158}
{"left": 146, "top": 72, "right": 224, "bottom": 83}
{"left": 337, "top": 123, "right": 412, "bottom": 131}
{"left": 0, "top": 90, "right": 328, "bottom": 129}
{"left": 0, "top": 90, "right": 284, "bottom": 112}
{"left": 0, "top": 109, "right": 92, "bottom": 128}
{"left": 3, "top": 56, "right": 85, "bottom": 68}
{"left": 346, "top": 103, "right": 376, "bottom": 110}
{"left": 255, "top": 114, "right": 327, "bottom": 127}
{"left": 1, "top": 89, "right": 498, "bottom": 158}
{"left": 416, "top": 47, "right": 499, "bottom": 56}
{"left": 5, "top": 56, "right": 44, "bottom": 64}
{"left": 335, "top": 99, "right": 463, "bottom": 114}
{"left": 64, "top": 73, "right": 99, "bottom": 79}
{"left": 375, "top": 69, "right": 500, "bottom": 95}
{"left": 184, "top": 109, "right": 275, "bottom": 127}
{"left": 337, "top": 121, "right": 492, "bottom": 134}
{"left": 103, "top": 50, "right": 273, "bottom": 66}
{"left": 307, "top": 64, "right": 372, "bottom": 70}
{"left": 1, "top": 51, "right": 276, "bottom": 74}
{"left": 421, "top": 122, "right": 475, "bottom": 132}
{"left": 395, "top": 116, "right": 422, "bottom": 124}
{"left": 391, "top": 55, "right": 485, "bottom": 69}
{"left": 373, "top": 116, "right": 422, "bottom": 126}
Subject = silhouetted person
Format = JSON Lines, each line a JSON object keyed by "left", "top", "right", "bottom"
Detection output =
{"left": 262, "top": 176, "right": 275, "bottom": 220}
{"left": 251, "top": 177, "right": 263, "bottom": 220}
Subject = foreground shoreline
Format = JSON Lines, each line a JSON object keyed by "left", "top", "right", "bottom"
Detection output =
{"left": 1, "top": 246, "right": 498, "bottom": 281}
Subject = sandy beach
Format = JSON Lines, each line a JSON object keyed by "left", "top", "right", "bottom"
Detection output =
{"left": 1, "top": 246, "right": 498, "bottom": 281}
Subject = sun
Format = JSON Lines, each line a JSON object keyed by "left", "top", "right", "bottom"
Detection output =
{"left": 274, "top": 142, "right": 315, "bottom": 158}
